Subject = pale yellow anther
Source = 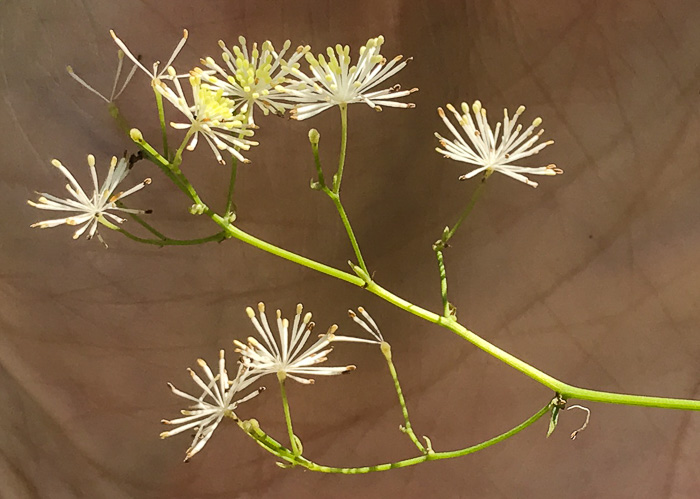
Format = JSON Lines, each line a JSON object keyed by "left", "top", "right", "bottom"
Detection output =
{"left": 246, "top": 306, "right": 255, "bottom": 318}
{"left": 258, "top": 302, "right": 265, "bottom": 313}
{"left": 533, "top": 117, "right": 542, "bottom": 127}
{"left": 87, "top": 154, "right": 96, "bottom": 167}
{"left": 110, "top": 156, "right": 118, "bottom": 168}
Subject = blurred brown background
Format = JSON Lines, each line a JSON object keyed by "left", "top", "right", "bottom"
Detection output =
{"left": 2, "top": 0, "right": 700, "bottom": 497}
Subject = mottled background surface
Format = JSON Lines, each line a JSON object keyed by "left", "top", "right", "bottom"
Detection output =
{"left": 2, "top": 1, "right": 700, "bottom": 497}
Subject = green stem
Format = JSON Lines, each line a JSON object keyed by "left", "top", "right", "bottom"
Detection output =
{"left": 245, "top": 401, "right": 551, "bottom": 473}
{"left": 381, "top": 342, "right": 426, "bottom": 453}
{"left": 117, "top": 228, "right": 226, "bottom": 246}
{"left": 107, "top": 102, "right": 131, "bottom": 135}
{"left": 278, "top": 374, "right": 301, "bottom": 456}
{"left": 325, "top": 189, "right": 369, "bottom": 274}
{"left": 154, "top": 90, "right": 170, "bottom": 161}
{"left": 332, "top": 103, "right": 348, "bottom": 194}
{"left": 208, "top": 215, "right": 700, "bottom": 411}
{"left": 433, "top": 173, "right": 491, "bottom": 317}
{"left": 440, "top": 172, "right": 491, "bottom": 246}
{"left": 435, "top": 248, "right": 450, "bottom": 317}
{"left": 225, "top": 153, "right": 239, "bottom": 216}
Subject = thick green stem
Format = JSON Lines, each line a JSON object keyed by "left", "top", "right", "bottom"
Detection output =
{"left": 244, "top": 401, "right": 552, "bottom": 473}
{"left": 278, "top": 374, "right": 301, "bottom": 456}
{"left": 207, "top": 215, "right": 700, "bottom": 411}
{"left": 381, "top": 342, "right": 426, "bottom": 453}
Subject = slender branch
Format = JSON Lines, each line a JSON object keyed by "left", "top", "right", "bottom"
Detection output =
{"left": 278, "top": 374, "right": 301, "bottom": 456}
{"left": 326, "top": 190, "right": 369, "bottom": 274}
{"left": 107, "top": 102, "right": 131, "bottom": 135}
{"left": 433, "top": 172, "right": 491, "bottom": 318}
{"left": 309, "top": 107, "right": 369, "bottom": 274}
{"left": 225, "top": 153, "right": 239, "bottom": 216}
{"left": 243, "top": 400, "right": 552, "bottom": 473}
{"left": 154, "top": 90, "right": 170, "bottom": 161}
{"left": 116, "top": 228, "right": 226, "bottom": 246}
{"left": 381, "top": 342, "right": 426, "bottom": 453}
{"left": 434, "top": 248, "right": 450, "bottom": 316}
{"left": 332, "top": 103, "right": 348, "bottom": 194}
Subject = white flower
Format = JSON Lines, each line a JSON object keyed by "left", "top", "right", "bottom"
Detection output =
{"left": 161, "top": 350, "right": 264, "bottom": 461}
{"left": 235, "top": 302, "right": 356, "bottom": 384}
{"left": 154, "top": 68, "right": 258, "bottom": 164}
{"left": 333, "top": 307, "right": 386, "bottom": 345}
{"left": 199, "top": 37, "right": 309, "bottom": 123}
{"left": 66, "top": 49, "right": 138, "bottom": 103}
{"left": 28, "top": 155, "right": 151, "bottom": 245}
{"left": 110, "top": 29, "right": 189, "bottom": 80}
{"left": 282, "top": 35, "right": 417, "bottom": 120}
{"left": 435, "top": 101, "right": 562, "bottom": 188}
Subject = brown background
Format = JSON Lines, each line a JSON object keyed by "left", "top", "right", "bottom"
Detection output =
{"left": 2, "top": 0, "right": 700, "bottom": 497}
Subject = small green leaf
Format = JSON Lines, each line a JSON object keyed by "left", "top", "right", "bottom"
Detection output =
{"left": 547, "top": 405, "right": 560, "bottom": 438}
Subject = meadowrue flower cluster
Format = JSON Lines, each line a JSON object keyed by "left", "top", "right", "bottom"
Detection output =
{"left": 30, "top": 29, "right": 561, "bottom": 242}
{"left": 161, "top": 302, "right": 362, "bottom": 461}
{"left": 26, "top": 27, "right": 576, "bottom": 472}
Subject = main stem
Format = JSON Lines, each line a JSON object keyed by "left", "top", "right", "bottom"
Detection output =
{"left": 210, "top": 214, "right": 700, "bottom": 411}
{"left": 130, "top": 128, "right": 700, "bottom": 411}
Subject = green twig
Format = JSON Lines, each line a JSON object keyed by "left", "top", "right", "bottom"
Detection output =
{"left": 154, "top": 89, "right": 170, "bottom": 161}
{"left": 381, "top": 342, "right": 426, "bottom": 453}
{"left": 243, "top": 400, "right": 552, "bottom": 473}
{"left": 116, "top": 228, "right": 226, "bottom": 246}
{"left": 278, "top": 373, "right": 301, "bottom": 457}
{"left": 433, "top": 173, "right": 491, "bottom": 317}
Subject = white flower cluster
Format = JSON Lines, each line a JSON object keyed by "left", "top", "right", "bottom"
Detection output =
{"left": 162, "top": 302, "right": 359, "bottom": 461}
{"left": 107, "top": 31, "right": 417, "bottom": 163}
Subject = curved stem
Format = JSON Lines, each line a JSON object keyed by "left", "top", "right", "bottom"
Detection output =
{"left": 116, "top": 228, "right": 226, "bottom": 246}
{"left": 245, "top": 401, "right": 551, "bottom": 473}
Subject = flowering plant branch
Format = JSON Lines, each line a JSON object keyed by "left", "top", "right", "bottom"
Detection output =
{"left": 28, "top": 29, "right": 700, "bottom": 472}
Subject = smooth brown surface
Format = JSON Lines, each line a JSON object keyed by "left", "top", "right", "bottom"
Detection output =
{"left": 2, "top": 1, "right": 700, "bottom": 497}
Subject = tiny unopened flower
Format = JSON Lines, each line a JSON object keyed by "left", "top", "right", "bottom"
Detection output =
{"left": 199, "top": 37, "right": 309, "bottom": 123}
{"left": 66, "top": 49, "right": 138, "bottom": 103}
{"left": 333, "top": 307, "right": 385, "bottom": 345}
{"left": 154, "top": 68, "right": 258, "bottom": 164}
{"left": 435, "top": 101, "right": 562, "bottom": 188}
{"left": 161, "top": 350, "right": 264, "bottom": 461}
{"left": 28, "top": 155, "right": 151, "bottom": 245}
{"left": 110, "top": 29, "right": 189, "bottom": 80}
{"left": 235, "top": 302, "right": 355, "bottom": 384}
{"left": 282, "top": 36, "right": 417, "bottom": 120}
